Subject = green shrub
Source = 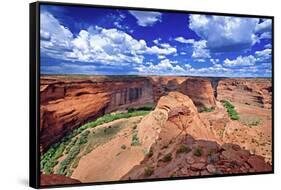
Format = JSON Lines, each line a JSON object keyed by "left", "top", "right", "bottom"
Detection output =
{"left": 71, "top": 156, "right": 81, "bottom": 169}
{"left": 77, "top": 130, "right": 90, "bottom": 145}
{"left": 176, "top": 144, "right": 191, "bottom": 154}
{"left": 131, "top": 130, "right": 140, "bottom": 146}
{"left": 128, "top": 105, "right": 154, "bottom": 113}
{"left": 66, "top": 169, "right": 73, "bottom": 177}
{"left": 222, "top": 100, "right": 240, "bottom": 120}
{"left": 53, "top": 143, "right": 66, "bottom": 159}
{"left": 144, "top": 166, "right": 154, "bottom": 176}
{"left": 65, "top": 137, "right": 78, "bottom": 154}
{"left": 194, "top": 147, "right": 202, "bottom": 157}
{"left": 161, "top": 153, "right": 172, "bottom": 162}
{"left": 57, "top": 145, "right": 80, "bottom": 175}
{"left": 128, "top": 108, "right": 135, "bottom": 113}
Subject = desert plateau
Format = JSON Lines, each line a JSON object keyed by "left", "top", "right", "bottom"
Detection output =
{"left": 39, "top": 75, "right": 272, "bottom": 185}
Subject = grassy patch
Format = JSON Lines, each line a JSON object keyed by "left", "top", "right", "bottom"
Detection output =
{"left": 56, "top": 130, "right": 90, "bottom": 175}
{"left": 128, "top": 104, "right": 155, "bottom": 113}
{"left": 222, "top": 100, "right": 240, "bottom": 120}
{"left": 240, "top": 115, "right": 261, "bottom": 127}
{"left": 200, "top": 106, "right": 215, "bottom": 113}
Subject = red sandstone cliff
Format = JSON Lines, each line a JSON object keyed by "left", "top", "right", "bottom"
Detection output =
{"left": 149, "top": 77, "right": 216, "bottom": 110}
{"left": 217, "top": 78, "right": 272, "bottom": 109}
{"left": 40, "top": 76, "right": 153, "bottom": 152}
{"left": 180, "top": 78, "right": 216, "bottom": 110}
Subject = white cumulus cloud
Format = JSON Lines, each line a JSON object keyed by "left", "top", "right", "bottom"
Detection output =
{"left": 255, "top": 48, "right": 271, "bottom": 62}
{"left": 40, "top": 12, "right": 177, "bottom": 65}
{"left": 129, "top": 10, "right": 162, "bottom": 27}
{"left": 255, "top": 19, "right": 272, "bottom": 33}
{"left": 224, "top": 55, "right": 256, "bottom": 67}
{"left": 136, "top": 59, "right": 185, "bottom": 74}
{"left": 40, "top": 12, "right": 73, "bottom": 58}
{"left": 189, "top": 15, "right": 259, "bottom": 52}
{"left": 174, "top": 36, "right": 210, "bottom": 60}
{"left": 174, "top": 37, "right": 195, "bottom": 44}
{"left": 192, "top": 40, "right": 210, "bottom": 59}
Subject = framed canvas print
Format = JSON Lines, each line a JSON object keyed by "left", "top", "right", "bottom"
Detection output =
{"left": 29, "top": 1, "right": 274, "bottom": 188}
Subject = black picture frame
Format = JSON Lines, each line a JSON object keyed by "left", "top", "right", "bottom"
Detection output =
{"left": 30, "top": 1, "right": 274, "bottom": 188}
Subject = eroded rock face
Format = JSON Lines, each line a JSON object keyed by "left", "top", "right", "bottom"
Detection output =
{"left": 40, "top": 174, "right": 80, "bottom": 186}
{"left": 149, "top": 77, "right": 216, "bottom": 111}
{"left": 138, "top": 91, "right": 216, "bottom": 154}
{"left": 180, "top": 78, "right": 216, "bottom": 111}
{"left": 122, "top": 92, "right": 271, "bottom": 179}
{"left": 122, "top": 92, "right": 272, "bottom": 180}
{"left": 217, "top": 78, "right": 272, "bottom": 109}
{"left": 40, "top": 76, "right": 154, "bottom": 152}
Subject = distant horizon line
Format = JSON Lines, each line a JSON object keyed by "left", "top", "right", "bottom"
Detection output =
{"left": 41, "top": 73, "right": 272, "bottom": 79}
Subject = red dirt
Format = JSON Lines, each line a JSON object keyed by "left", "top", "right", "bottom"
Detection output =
{"left": 40, "top": 174, "right": 80, "bottom": 186}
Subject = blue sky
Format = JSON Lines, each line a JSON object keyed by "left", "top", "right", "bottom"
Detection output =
{"left": 40, "top": 5, "right": 272, "bottom": 77}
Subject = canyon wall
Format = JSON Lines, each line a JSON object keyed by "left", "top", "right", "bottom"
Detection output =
{"left": 149, "top": 76, "right": 216, "bottom": 110}
{"left": 180, "top": 78, "right": 216, "bottom": 110}
{"left": 217, "top": 78, "right": 272, "bottom": 109}
{"left": 40, "top": 76, "right": 154, "bottom": 152}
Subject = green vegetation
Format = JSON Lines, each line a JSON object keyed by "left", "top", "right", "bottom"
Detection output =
{"left": 222, "top": 100, "right": 240, "bottom": 120}
{"left": 41, "top": 109, "right": 150, "bottom": 175}
{"left": 71, "top": 156, "right": 81, "bottom": 169}
{"left": 77, "top": 130, "right": 90, "bottom": 145}
{"left": 131, "top": 129, "right": 140, "bottom": 146}
{"left": 65, "top": 137, "right": 78, "bottom": 154}
{"left": 200, "top": 106, "right": 215, "bottom": 113}
{"left": 56, "top": 130, "right": 90, "bottom": 175}
{"left": 56, "top": 145, "right": 80, "bottom": 175}
{"left": 176, "top": 144, "right": 191, "bottom": 154}
{"left": 194, "top": 147, "right": 202, "bottom": 157}
{"left": 121, "top": 144, "right": 127, "bottom": 150}
{"left": 161, "top": 153, "right": 172, "bottom": 162}
{"left": 40, "top": 137, "right": 72, "bottom": 174}
{"left": 240, "top": 115, "right": 261, "bottom": 127}
{"left": 144, "top": 166, "right": 154, "bottom": 177}
{"left": 128, "top": 104, "right": 155, "bottom": 113}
